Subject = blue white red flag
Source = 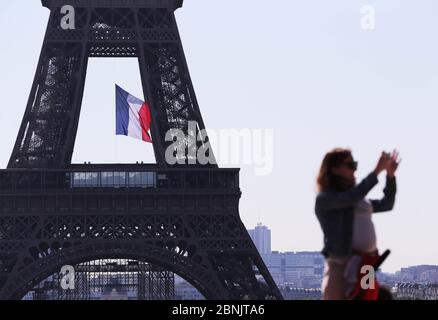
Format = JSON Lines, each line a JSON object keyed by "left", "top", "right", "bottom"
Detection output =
{"left": 116, "top": 85, "right": 152, "bottom": 143}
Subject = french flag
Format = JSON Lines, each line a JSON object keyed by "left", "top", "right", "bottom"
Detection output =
{"left": 116, "top": 85, "right": 152, "bottom": 143}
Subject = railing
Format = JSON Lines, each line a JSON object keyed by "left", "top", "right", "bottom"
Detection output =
{"left": 0, "top": 166, "right": 239, "bottom": 192}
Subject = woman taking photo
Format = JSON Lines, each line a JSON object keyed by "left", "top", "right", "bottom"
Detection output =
{"left": 315, "top": 148, "right": 400, "bottom": 300}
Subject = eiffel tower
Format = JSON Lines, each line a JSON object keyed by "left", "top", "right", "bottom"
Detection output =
{"left": 0, "top": 0, "right": 282, "bottom": 300}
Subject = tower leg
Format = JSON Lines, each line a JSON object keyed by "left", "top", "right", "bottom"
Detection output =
{"left": 8, "top": 42, "right": 89, "bottom": 169}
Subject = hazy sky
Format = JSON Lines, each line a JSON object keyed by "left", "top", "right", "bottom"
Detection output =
{"left": 0, "top": 1, "right": 437, "bottom": 272}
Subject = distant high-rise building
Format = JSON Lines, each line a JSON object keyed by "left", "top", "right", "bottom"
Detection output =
{"left": 262, "top": 251, "right": 324, "bottom": 288}
{"left": 247, "top": 224, "right": 324, "bottom": 291}
{"left": 248, "top": 223, "right": 271, "bottom": 254}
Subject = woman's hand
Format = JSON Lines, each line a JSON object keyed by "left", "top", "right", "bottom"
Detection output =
{"left": 387, "top": 150, "right": 401, "bottom": 177}
{"left": 375, "top": 151, "right": 390, "bottom": 175}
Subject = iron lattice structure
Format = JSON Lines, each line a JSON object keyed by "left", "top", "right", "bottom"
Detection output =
{"left": 0, "top": 0, "right": 283, "bottom": 300}
{"left": 26, "top": 259, "right": 175, "bottom": 300}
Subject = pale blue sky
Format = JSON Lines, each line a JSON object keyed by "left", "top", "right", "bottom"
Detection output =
{"left": 0, "top": 1, "right": 437, "bottom": 272}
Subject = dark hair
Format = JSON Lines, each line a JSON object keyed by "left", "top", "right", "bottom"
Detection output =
{"left": 317, "top": 148, "right": 353, "bottom": 192}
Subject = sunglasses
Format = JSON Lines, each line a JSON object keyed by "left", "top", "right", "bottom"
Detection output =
{"left": 341, "top": 161, "right": 358, "bottom": 171}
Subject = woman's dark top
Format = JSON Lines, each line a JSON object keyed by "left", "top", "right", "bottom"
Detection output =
{"left": 315, "top": 172, "right": 397, "bottom": 258}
